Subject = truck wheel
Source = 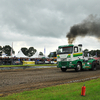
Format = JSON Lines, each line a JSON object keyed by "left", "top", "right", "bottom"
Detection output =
{"left": 75, "top": 63, "right": 81, "bottom": 72}
{"left": 91, "top": 62, "right": 97, "bottom": 71}
{"left": 61, "top": 68, "right": 67, "bottom": 72}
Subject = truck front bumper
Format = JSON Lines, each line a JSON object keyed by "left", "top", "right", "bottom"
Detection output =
{"left": 57, "top": 61, "right": 76, "bottom": 68}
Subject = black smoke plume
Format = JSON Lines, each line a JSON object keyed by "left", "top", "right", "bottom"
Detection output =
{"left": 66, "top": 14, "right": 100, "bottom": 44}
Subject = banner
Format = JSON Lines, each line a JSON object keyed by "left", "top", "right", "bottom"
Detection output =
{"left": 23, "top": 61, "right": 35, "bottom": 65}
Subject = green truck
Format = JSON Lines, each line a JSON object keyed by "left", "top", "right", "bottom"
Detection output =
{"left": 57, "top": 44, "right": 97, "bottom": 72}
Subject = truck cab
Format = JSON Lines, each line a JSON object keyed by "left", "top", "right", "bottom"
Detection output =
{"left": 57, "top": 44, "right": 96, "bottom": 72}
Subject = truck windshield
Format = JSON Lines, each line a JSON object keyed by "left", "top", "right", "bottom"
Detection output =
{"left": 57, "top": 46, "right": 73, "bottom": 54}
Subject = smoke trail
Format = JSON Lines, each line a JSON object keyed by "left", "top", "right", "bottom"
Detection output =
{"left": 66, "top": 14, "right": 100, "bottom": 44}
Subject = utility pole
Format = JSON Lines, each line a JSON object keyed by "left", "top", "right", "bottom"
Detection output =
{"left": 11, "top": 42, "right": 13, "bottom": 65}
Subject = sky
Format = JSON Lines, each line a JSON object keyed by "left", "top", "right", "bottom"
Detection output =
{"left": 0, "top": 0, "right": 100, "bottom": 56}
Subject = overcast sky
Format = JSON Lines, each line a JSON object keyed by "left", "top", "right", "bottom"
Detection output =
{"left": 0, "top": 0, "right": 100, "bottom": 55}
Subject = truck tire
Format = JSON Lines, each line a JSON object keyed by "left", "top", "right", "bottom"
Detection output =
{"left": 91, "top": 62, "right": 97, "bottom": 71}
{"left": 75, "top": 62, "right": 81, "bottom": 72}
{"left": 61, "top": 68, "right": 67, "bottom": 72}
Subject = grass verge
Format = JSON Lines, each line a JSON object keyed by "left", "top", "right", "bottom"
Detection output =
{"left": 0, "top": 78, "right": 100, "bottom": 100}
{"left": 0, "top": 64, "right": 57, "bottom": 67}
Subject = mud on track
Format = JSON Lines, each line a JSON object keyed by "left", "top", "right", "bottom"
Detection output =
{"left": 0, "top": 66, "right": 100, "bottom": 96}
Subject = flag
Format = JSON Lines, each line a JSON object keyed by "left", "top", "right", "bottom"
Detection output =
{"left": 83, "top": 52, "right": 84, "bottom": 57}
{"left": 96, "top": 52, "right": 97, "bottom": 57}
{"left": 44, "top": 47, "right": 46, "bottom": 55}
{"left": 11, "top": 49, "right": 12, "bottom": 56}
{"left": 11, "top": 42, "right": 13, "bottom": 56}
{"left": 87, "top": 53, "right": 89, "bottom": 57}
{"left": 2, "top": 54, "right": 7, "bottom": 56}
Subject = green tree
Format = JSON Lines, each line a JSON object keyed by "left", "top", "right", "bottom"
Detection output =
{"left": 21, "top": 47, "right": 37, "bottom": 57}
{"left": 0, "top": 46, "right": 2, "bottom": 56}
{"left": 21, "top": 47, "right": 28, "bottom": 56}
{"left": 89, "top": 50, "right": 96, "bottom": 56}
{"left": 48, "top": 52, "right": 57, "bottom": 57}
{"left": 97, "top": 50, "right": 100, "bottom": 57}
{"left": 39, "top": 52, "right": 43, "bottom": 56}
{"left": 83, "top": 49, "right": 89, "bottom": 57}
{"left": 28, "top": 47, "right": 37, "bottom": 57}
{"left": 2, "top": 45, "right": 15, "bottom": 56}
{"left": 83, "top": 49, "right": 100, "bottom": 57}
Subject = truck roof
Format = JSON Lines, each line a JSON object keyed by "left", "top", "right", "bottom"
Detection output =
{"left": 58, "top": 44, "right": 74, "bottom": 48}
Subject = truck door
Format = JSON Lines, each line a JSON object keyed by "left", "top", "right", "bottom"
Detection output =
{"left": 73, "top": 46, "right": 79, "bottom": 61}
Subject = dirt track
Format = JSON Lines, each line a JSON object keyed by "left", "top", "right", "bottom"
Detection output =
{"left": 0, "top": 66, "right": 100, "bottom": 96}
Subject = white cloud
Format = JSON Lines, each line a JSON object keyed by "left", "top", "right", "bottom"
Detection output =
{"left": 74, "top": 36, "right": 100, "bottom": 50}
{"left": 0, "top": 0, "right": 100, "bottom": 56}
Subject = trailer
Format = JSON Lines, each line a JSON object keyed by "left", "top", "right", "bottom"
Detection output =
{"left": 57, "top": 44, "right": 98, "bottom": 72}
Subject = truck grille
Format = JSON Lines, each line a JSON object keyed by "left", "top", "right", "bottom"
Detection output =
{"left": 61, "top": 62, "right": 67, "bottom": 66}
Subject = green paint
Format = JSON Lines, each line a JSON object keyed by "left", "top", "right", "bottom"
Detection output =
{"left": 58, "top": 44, "right": 73, "bottom": 48}
{"left": 67, "top": 54, "right": 71, "bottom": 58}
{"left": 73, "top": 52, "right": 83, "bottom": 57}
{"left": 57, "top": 55, "right": 60, "bottom": 58}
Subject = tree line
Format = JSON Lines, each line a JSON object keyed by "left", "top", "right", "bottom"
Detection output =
{"left": 0, "top": 45, "right": 15, "bottom": 56}
{"left": 48, "top": 49, "right": 100, "bottom": 57}
{"left": 83, "top": 49, "right": 100, "bottom": 57}
{"left": 0, "top": 45, "right": 100, "bottom": 57}
{"left": 0, "top": 45, "right": 44, "bottom": 57}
